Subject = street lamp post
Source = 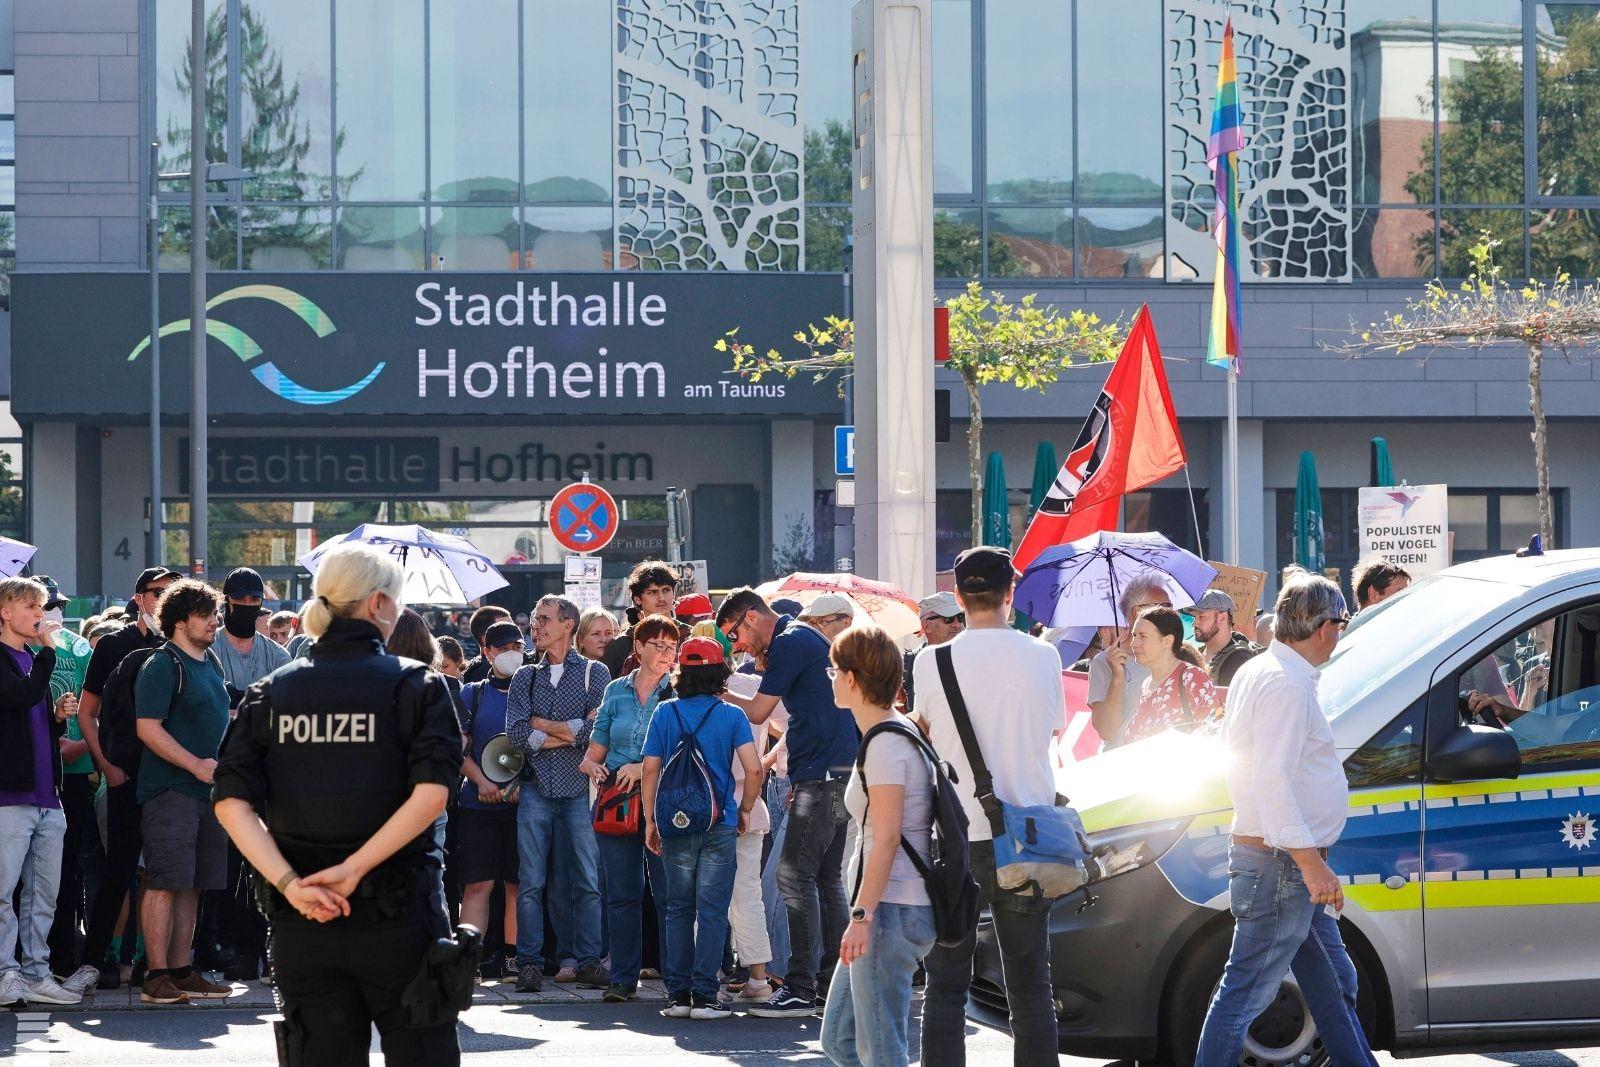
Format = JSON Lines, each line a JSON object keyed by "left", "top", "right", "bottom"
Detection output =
{"left": 148, "top": 141, "right": 162, "bottom": 567}
{"left": 189, "top": 0, "right": 207, "bottom": 580}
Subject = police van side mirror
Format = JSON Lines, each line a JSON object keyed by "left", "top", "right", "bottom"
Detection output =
{"left": 1427, "top": 724, "right": 1521, "bottom": 783}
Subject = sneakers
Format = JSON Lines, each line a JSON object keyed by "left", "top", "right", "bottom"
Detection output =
{"left": 640, "top": 966, "right": 662, "bottom": 979}
{"left": 0, "top": 970, "right": 29, "bottom": 1006}
{"left": 574, "top": 962, "right": 610, "bottom": 989}
{"left": 659, "top": 991, "right": 692, "bottom": 1018}
{"left": 601, "top": 984, "right": 635, "bottom": 1003}
{"left": 553, "top": 964, "right": 578, "bottom": 983}
{"left": 139, "top": 974, "right": 189, "bottom": 1005}
{"left": 689, "top": 993, "right": 732, "bottom": 1020}
{"left": 173, "top": 971, "right": 233, "bottom": 1000}
{"left": 23, "top": 975, "right": 82, "bottom": 1005}
{"left": 515, "top": 963, "right": 543, "bottom": 994}
{"left": 60, "top": 965, "right": 102, "bottom": 998}
{"left": 747, "top": 987, "right": 820, "bottom": 1018}
{"left": 737, "top": 978, "right": 774, "bottom": 1003}
{"left": 501, "top": 957, "right": 521, "bottom": 983}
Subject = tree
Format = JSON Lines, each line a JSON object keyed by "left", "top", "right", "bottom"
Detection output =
{"left": 1333, "top": 235, "right": 1600, "bottom": 548}
{"left": 718, "top": 280, "right": 1125, "bottom": 545}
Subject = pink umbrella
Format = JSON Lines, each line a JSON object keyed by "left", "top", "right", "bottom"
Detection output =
{"left": 754, "top": 571, "right": 922, "bottom": 641}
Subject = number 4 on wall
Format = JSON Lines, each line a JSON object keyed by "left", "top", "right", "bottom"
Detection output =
{"left": 114, "top": 538, "right": 131, "bottom": 561}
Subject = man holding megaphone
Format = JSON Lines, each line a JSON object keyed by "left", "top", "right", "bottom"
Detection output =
{"left": 456, "top": 621, "right": 527, "bottom": 982}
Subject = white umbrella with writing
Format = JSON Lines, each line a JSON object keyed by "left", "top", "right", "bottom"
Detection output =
{"left": 298, "top": 524, "right": 508, "bottom": 605}
{"left": 0, "top": 536, "right": 38, "bottom": 578}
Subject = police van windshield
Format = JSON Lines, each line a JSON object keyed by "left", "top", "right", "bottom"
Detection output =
{"left": 1317, "top": 574, "right": 1522, "bottom": 721}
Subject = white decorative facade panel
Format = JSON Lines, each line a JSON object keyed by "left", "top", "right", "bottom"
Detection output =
{"left": 615, "top": 0, "right": 804, "bottom": 272}
{"left": 1166, "top": 0, "right": 1350, "bottom": 282}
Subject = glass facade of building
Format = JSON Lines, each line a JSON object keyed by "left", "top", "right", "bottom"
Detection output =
{"left": 149, "top": 0, "right": 1600, "bottom": 282}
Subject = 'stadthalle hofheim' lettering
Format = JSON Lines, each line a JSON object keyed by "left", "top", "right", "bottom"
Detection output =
{"left": 416, "top": 346, "right": 666, "bottom": 400}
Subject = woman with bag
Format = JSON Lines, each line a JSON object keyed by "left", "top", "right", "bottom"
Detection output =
{"left": 579, "top": 614, "right": 677, "bottom": 1002}
{"left": 1122, "top": 606, "right": 1221, "bottom": 745}
{"left": 820, "top": 623, "right": 936, "bottom": 1067}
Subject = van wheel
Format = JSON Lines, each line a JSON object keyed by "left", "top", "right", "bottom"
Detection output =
{"left": 1159, "top": 924, "right": 1376, "bottom": 1067}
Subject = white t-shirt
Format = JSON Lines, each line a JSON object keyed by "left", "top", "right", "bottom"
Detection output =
{"left": 912, "top": 628, "right": 1064, "bottom": 842}
{"left": 1086, "top": 647, "right": 1149, "bottom": 745}
{"left": 844, "top": 720, "right": 933, "bottom": 907}
{"left": 724, "top": 673, "right": 777, "bottom": 832}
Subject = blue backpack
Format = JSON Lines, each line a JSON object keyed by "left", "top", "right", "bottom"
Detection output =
{"left": 654, "top": 697, "right": 723, "bottom": 838}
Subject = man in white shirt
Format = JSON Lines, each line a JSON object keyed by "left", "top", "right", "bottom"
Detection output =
{"left": 913, "top": 546, "right": 1065, "bottom": 1067}
{"left": 1195, "top": 575, "right": 1378, "bottom": 1067}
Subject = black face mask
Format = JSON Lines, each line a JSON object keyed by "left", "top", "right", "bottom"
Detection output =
{"left": 224, "top": 602, "right": 263, "bottom": 639}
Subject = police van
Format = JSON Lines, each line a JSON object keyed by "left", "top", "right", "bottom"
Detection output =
{"left": 970, "top": 547, "right": 1600, "bottom": 1065}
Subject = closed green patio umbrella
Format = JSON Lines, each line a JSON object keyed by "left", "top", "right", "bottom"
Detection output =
{"left": 983, "top": 451, "right": 1012, "bottom": 550}
{"left": 1294, "top": 451, "right": 1326, "bottom": 573}
{"left": 1028, "top": 441, "right": 1059, "bottom": 514}
{"left": 1370, "top": 437, "right": 1395, "bottom": 486}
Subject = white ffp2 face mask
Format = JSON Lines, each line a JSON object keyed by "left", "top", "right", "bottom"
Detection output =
{"left": 492, "top": 650, "right": 524, "bottom": 677}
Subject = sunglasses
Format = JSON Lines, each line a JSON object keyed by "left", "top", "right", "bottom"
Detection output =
{"left": 722, "top": 610, "right": 750, "bottom": 644}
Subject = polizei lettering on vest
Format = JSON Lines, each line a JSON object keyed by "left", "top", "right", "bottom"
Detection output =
{"left": 277, "top": 712, "right": 378, "bottom": 744}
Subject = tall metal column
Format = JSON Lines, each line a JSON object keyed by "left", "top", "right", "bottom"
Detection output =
{"left": 148, "top": 141, "right": 163, "bottom": 567}
{"left": 188, "top": 0, "right": 208, "bottom": 578}
{"left": 850, "top": 0, "right": 935, "bottom": 593}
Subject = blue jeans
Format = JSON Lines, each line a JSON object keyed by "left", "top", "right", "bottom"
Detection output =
{"left": 1195, "top": 844, "right": 1378, "bottom": 1067}
{"left": 820, "top": 902, "right": 937, "bottom": 1067}
{"left": 514, "top": 791, "right": 602, "bottom": 970}
{"left": 760, "top": 774, "right": 792, "bottom": 976}
{"left": 777, "top": 777, "right": 850, "bottom": 998}
{"left": 0, "top": 805, "right": 66, "bottom": 981}
{"left": 660, "top": 823, "right": 738, "bottom": 1000}
{"left": 595, "top": 828, "right": 667, "bottom": 989}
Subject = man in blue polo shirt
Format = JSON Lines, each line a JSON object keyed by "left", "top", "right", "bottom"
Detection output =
{"left": 717, "top": 587, "right": 858, "bottom": 1018}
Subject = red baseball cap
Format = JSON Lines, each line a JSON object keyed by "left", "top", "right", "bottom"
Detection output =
{"left": 674, "top": 593, "right": 714, "bottom": 620}
{"left": 678, "top": 636, "right": 726, "bottom": 667}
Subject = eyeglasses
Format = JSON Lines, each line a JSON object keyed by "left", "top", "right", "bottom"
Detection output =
{"left": 643, "top": 640, "right": 679, "bottom": 656}
{"left": 1328, "top": 615, "right": 1351, "bottom": 630}
{"left": 722, "top": 610, "right": 750, "bottom": 644}
{"left": 825, "top": 666, "right": 841, "bottom": 680}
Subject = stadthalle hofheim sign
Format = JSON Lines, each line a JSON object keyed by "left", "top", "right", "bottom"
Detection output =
{"left": 10, "top": 272, "right": 841, "bottom": 419}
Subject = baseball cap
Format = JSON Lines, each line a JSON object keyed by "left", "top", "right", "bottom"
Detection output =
{"left": 1181, "top": 590, "right": 1236, "bottom": 615}
{"left": 953, "top": 546, "right": 1015, "bottom": 596}
{"left": 770, "top": 597, "right": 804, "bottom": 617}
{"left": 222, "top": 567, "right": 266, "bottom": 599}
{"left": 800, "top": 593, "right": 854, "bottom": 619}
{"left": 918, "top": 591, "right": 961, "bottom": 620}
{"left": 34, "top": 575, "right": 68, "bottom": 611}
{"left": 673, "top": 593, "right": 715, "bottom": 621}
{"left": 678, "top": 636, "right": 726, "bottom": 667}
{"left": 483, "top": 621, "right": 525, "bottom": 649}
{"left": 134, "top": 567, "right": 181, "bottom": 594}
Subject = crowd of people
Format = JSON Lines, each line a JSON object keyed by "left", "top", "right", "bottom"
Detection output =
{"left": 0, "top": 545, "right": 1409, "bottom": 1067}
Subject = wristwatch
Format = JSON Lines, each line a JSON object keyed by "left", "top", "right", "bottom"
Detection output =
{"left": 850, "top": 905, "right": 872, "bottom": 923}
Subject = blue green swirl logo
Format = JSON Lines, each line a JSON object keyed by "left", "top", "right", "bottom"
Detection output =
{"left": 127, "top": 284, "right": 384, "bottom": 405}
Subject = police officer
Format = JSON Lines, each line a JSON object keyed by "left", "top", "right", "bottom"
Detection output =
{"left": 213, "top": 543, "right": 467, "bottom": 1066}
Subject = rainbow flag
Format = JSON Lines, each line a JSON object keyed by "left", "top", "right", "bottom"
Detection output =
{"left": 1207, "top": 19, "right": 1245, "bottom": 373}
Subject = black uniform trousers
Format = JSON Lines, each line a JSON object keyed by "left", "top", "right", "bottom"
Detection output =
{"left": 269, "top": 889, "right": 459, "bottom": 1067}
{"left": 82, "top": 780, "right": 142, "bottom": 966}
{"left": 48, "top": 773, "right": 101, "bottom": 968}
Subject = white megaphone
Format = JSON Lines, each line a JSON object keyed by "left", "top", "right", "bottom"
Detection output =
{"left": 479, "top": 734, "right": 525, "bottom": 786}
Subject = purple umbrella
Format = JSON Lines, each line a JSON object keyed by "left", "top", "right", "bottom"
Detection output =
{"left": 1013, "top": 531, "right": 1218, "bottom": 631}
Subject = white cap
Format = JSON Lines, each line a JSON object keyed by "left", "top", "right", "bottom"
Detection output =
{"left": 800, "top": 592, "right": 855, "bottom": 618}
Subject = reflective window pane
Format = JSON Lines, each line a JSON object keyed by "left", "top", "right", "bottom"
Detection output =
{"left": 239, "top": 0, "right": 331, "bottom": 201}
{"left": 1450, "top": 493, "right": 1489, "bottom": 551}
{"left": 335, "top": 0, "right": 423, "bottom": 200}
{"left": 0, "top": 74, "right": 13, "bottom": 115}
{"left": 1077, "top": 7, "right": 1162, "bottom": 203}
{"left": 520, "top": 207, "right": 613, "bottom": 270}
{"left": 158, "top": 205, "right": 239, "bottom": 269}
{"left": 0, "top": 119, "right": 12, "bottom": 160}
{"left": 1535, "top": 4, "right": 1600, "bottom": 197}
{"left": 804, "top": 206, "right": 850, "bottom": 271}
{"left": 934, "top": 0, "right": 973, "bottom": 196}
{"left": 1349, "top": 1, "right": 1434, "bottom": 204}
{"left": 0, "top": 208, "right": 12, "bottom": 251}
{"left": 1438, "top": 207, "right": 1523, "bottom": 277}
{"left": 1078, "top": 207, "right": 1163, "bottom": 278}
{"left": 525, "top": 0, "right": 611, "bottom": 202}
{"left": 431, "top": 207, "right": 518, "bottom": 270}
{"left": 431, "top": 0, "right": 519, "bottom": 201}
{"left": 1435, "top": 2, "right": 1524, "bottom": 204}
{"left": 803, "top": 0, "right": 853, "bottom": 201}
{"left": 1530, "top": 207, "right": 1600, "bottom": 279}
{"left": 934, "top": 208, "right": 982, "bottom": 278}
{"left": 0, "top": 167, "right": 12, "bottom": 209}
{"left": 156, "top": 0, "right": 227, "bottom": 178}
{"left": 985, "top": 0, "right": 1070, "bottom": 202}
{"left": 1499, "top": 494, "right": 1542, "bottom": 551}
{"left": 986, "top": 207, "right": 1070, "bottom": 277}
{"left": 1352, "top": 206, "right": 1437, "bottom": 278}
{"left": 337, "top": 205, "right": 424, "bottom": 269}
{"left": 242, "top": 206, "right": 332, "bottom": 269}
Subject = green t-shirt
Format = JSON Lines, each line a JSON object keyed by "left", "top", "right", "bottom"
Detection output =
{"left": 48, "top": 631, "right": 95, "bottom": 775}
{"left": 135, "top": 645, "right": 231, "bottom": 804}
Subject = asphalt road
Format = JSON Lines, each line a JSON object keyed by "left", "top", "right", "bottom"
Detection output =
{"left": 6, "top": 1000, "right": 1600, "bottom": 1066}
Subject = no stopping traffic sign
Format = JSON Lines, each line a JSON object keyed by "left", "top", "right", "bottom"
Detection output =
{"left": 549, "top": 482, "right": 619, "bottom": 554}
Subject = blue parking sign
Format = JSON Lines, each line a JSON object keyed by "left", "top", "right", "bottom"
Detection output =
{"left": 834, "top": 425, "right": 855, "bottom": 477}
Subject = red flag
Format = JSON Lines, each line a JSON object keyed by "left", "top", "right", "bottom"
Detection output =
{"left": 1012, "top": 306, "right": 1186, "bottom": 572}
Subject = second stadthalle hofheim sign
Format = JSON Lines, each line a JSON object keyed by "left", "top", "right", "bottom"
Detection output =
{"left": 10, "top": 272, "right": 840, "bottom": 418}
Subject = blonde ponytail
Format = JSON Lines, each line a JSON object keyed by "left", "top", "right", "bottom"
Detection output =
{"left": 302, "top": 542, "right": 404, "bottom": 640}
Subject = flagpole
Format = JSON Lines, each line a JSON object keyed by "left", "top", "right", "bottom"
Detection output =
{"left": 1227, "top": 361, "right": 1240, "bottom": 565}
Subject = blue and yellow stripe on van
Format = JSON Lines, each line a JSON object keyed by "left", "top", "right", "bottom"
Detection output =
{"left": 1151, "top": 770, "right": 1600, "bottom": 912}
